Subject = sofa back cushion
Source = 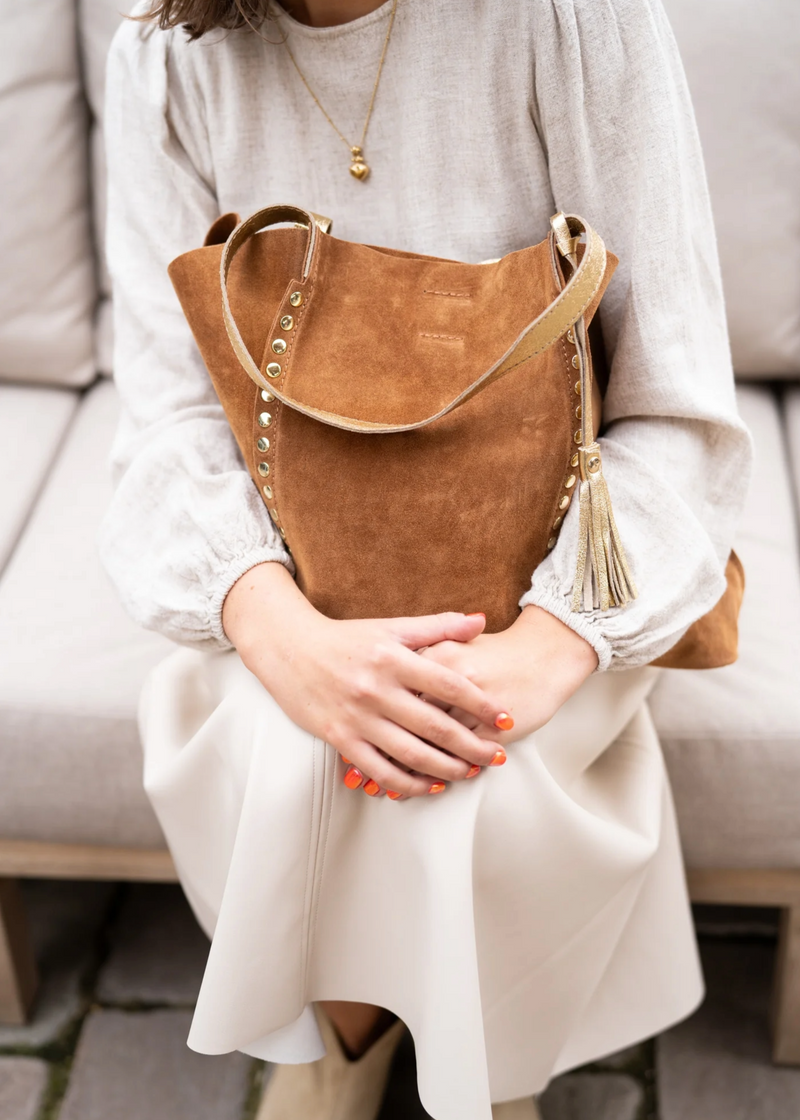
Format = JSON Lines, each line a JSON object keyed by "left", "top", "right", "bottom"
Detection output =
{"left": 664, "top": 0, "right": 800, "bottom": 378}
{"left": 0, "top": 0, "right": 98, "bottom": 386}
{"left": 78, "top": 0, "right": 131, "bottom": 376}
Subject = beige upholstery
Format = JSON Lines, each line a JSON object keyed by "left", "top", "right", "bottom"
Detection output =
{"left": 651, "top": 386, "right": 800, "bottom": 867}
{"left": 0, "top": 0, "right": 97, "bottom": 386}
{"left": 77, "top": 0, "right": 131, "bottom": 376}
{"left": 0, "top": 386, "right": 78, "bottom": 574}
{"left": 663, "top": 0, "right": 800, "bottom": 377}
{"left": 0, "top": 380, "right": 171, "bottom": 848}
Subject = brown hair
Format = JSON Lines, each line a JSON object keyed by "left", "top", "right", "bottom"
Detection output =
{"left": 137, "top": 0, "right": 272, "bottom": 39}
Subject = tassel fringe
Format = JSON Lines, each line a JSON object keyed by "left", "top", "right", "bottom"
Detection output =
{"left": 571, "top": 443, "right": 637, "bottom": 613}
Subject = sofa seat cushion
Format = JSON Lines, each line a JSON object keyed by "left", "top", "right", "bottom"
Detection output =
{"left": 650, "top": 386, "right": 800, "bottom": 868}
{"left": 0, "top": 384, "right": 78, "bottom": 574}
{"left": 0, "top": 379, "right": 172, "bottom": 848}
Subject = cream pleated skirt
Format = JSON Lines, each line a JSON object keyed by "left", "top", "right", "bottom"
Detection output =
{"left": 140, "top": 650, "right": 703, "bottom": 1120}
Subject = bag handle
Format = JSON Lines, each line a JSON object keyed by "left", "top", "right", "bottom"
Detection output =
{"left": 220, "top": 208, "right": 607, "bottom": 435}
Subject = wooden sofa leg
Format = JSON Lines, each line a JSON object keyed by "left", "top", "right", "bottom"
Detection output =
{"left": 0, "top": 879, "right": 38, "bottom": 1024}
{"left": 773, "top": 904, "right": 800, "bottom": 1064}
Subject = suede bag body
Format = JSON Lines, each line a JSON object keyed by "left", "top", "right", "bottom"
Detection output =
{"left": 168, "top": 208, "right": 742, "bottom": 668}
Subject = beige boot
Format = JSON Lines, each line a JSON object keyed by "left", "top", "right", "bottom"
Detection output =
{"left": 492, "top": 1097, "right": 542, "bottom": 1120}
{"left": 256, "top": 1007, "right": 405, "bottom": 1120}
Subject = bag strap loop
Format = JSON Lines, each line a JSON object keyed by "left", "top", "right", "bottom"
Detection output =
{"left": 219, "top": 209, "right": 607, "bottom": 435}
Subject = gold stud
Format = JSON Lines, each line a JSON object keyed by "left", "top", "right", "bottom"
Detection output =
{"left": 567, "top": 329, "right": 575, "bottom": 344}
{"left": 574, "top": 381, "right": 580, "bottom": 396}
{"left": 587, "top": 454, "right": 601, "bottom": 473}
{"left": 279, "top": 527, "right": 287, "bottom": 540}
{"left": 553, "top": 516, "right": 563, "bottom": 530}
{"left": 257, "top": 437, "right": 270, "bottom": 453}
{"left": 272, "top": 339, "right": 287, "bottom": 355}
{"left": 289, "top": 291, "right": 303, "bottom": 307}
{"left": 261, "top": 389, "right": 274, "bottom": 402}
{"left": 547, "top": 536, "right": 557, "bottom": 550}
{"left": 280, "top": 315, "right": 294, "bottom": 331}
{"left": 269, "top": 508, "right": 280, "bottom": 523}
{"left": 266, "top": 362, "right": 282, "bottom": 378}
{"left": 565, "top": 474, "right": 576, "bottom": 489}
{"left": 258, "top": 412, "right": 272, "bottom": 428}
{"left": 559, "top": 495, "right": 570, "bottom": 511}
{"left": 571, "top": 453, "right": 579, "bottom": 468}
{"left": 572, "top": 354, "right": 580, "bottom": 369}
{"left": 574, "top": 429, "right": 582, "bottom": 444}
{"left": 263, "top": 485, "right": 273, "bottom": 499}
{"left": 257, "top": 462, "right": 270, "bottom": 478}
{"left": 576, "top": 404, "right": 582, "bottom": 419}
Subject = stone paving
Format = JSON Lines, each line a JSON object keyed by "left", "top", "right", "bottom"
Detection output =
{"left": 0, "top": 883, "right": 796, "bottom": 1120}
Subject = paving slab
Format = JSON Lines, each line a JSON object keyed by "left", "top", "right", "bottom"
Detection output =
{"left": 96, "top": 884, "right": 210, "bottom": 1005}
{"left": 58, "top": 1008, "right": 251, "bottom": 1120}
{"left": 0, "top": 1057, "right": 48, "bottom": 1120}
{"left": 539, "top": 1073, "right": 643, "bottom": 1120}
{"left": 0, "top": 880, "right": 114, "bottom": 1049}
{"left": 658, "top": 939, "right": 800, "bottom": 1120}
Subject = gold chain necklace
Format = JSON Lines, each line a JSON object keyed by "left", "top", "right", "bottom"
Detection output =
{"left": 274, "top": 0, "right": 399, "bottom": 181}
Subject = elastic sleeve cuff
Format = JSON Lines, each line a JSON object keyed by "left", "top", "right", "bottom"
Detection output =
{"left": 519, "top": 584, "right": 613, "bottom": 672}
{"left": 209, "top": 545, "right": 295, "bottom": 648}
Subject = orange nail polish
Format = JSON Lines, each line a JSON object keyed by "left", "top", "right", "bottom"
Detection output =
{"left": 467, "top": 612, "right": 486, "bottom": 619}
{"left": 364, "top": 779, "right": 381, "bottom": 796}
{"left": 467, "top": 765, "right": 481, "bottom": 778}
{"left": 494, "top": 712, "right": 514, "bottom": 731}
{"left": 387, "top": 790, "right": 402, "bottom": 800}
{"left": 429, "top": 782, "right": 447, "bottom": 795}
{"left": 490, "top": 749, "right": 507, "bottom": 767}
{"left": 341, "top": 757, "right": 352, "bottom": 765}
{"left": 343, "top": 766, "right": 364, "bottom": 790}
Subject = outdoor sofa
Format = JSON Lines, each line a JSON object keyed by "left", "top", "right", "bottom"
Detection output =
{"left": 1, "top": 0, "right": 799, "bottom": 1064}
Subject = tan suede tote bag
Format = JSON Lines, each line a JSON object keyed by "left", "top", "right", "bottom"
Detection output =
{"left": 168, "top": 205, "right": 743, "bottom": 669}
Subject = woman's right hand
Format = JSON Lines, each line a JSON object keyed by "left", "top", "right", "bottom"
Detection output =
{"left": 222, "top": 562, "right": 509, "bottom": 798}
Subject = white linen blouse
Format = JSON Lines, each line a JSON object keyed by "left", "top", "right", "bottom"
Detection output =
{"left": 99, "top": 0, "right": 752, "bottom": 670}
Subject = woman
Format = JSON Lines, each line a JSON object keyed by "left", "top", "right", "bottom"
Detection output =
{"left": 100, "top": 0, "right": 751, "bottom": 1117}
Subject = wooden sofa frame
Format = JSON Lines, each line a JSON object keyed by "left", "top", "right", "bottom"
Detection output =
{"left": 1, "top": 841, "right": 799, "bottom": 1064}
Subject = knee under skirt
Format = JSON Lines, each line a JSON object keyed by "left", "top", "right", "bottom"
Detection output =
{"left": 139, "top": 650, "right": 703, "bottom": 1120}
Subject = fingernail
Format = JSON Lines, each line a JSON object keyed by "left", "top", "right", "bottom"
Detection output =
{"left": 341, "top": 756, "right": 352, "bottom": 765}
{"left": 490, "top": 749, "right": 507, "bottom": 767}
{"left": 387, "top": 790, "right": 402, "bottom": 800}
{"left": 494, "top": 712, "right": 514, "bottom": 731}
{"left": 467, "top": 765, "right": 481, "bottom": 778}
{"left": 429, "top": 782, "right": 447, "bottom": 795}
{"left": 364, "top": 779, "right": 381, "bottom": 796}
{"left": 344, "top": 766, "right": 364, "bottom": 790}
{"left": 467, "top": 612, "right": 486, "bottom": 619}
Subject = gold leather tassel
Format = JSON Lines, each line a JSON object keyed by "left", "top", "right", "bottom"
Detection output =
{"left": 568, "top": 302, "right": 636, "bottom": 613}
{"left": 572, "top": 441, "right": 637, "bottom": 612}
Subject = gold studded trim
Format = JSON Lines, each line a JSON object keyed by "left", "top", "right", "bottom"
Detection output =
{"left": 250, "top": 275, "right": 315, "bottom": 549}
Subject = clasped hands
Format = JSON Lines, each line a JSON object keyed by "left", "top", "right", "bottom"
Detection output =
{"left": 222, "top": 563, "right": 598, "bottom": 801}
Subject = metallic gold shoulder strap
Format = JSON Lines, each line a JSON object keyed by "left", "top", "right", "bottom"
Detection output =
{"left": 219, "top": 209, "right": 607, "bottom": 435}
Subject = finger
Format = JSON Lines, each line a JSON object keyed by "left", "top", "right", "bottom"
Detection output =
{"left": 398, "top": 649, "right": 504, "bottom": 729}
{"left": 389, "top": 611, "right": 486, "bottom": 651}
{"left": 434, "top": 704, "right": 481, "bottom": 731}
{"left": 340, "top": 743, "right": 437, "bottom": 798}
{"left": 367, "top": 719, "right": 474, "bottom": 782}
{"left": 383, "top": 692, "right": 499, "bottom": 767}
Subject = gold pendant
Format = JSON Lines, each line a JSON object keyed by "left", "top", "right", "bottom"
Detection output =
{"left": 349, "top": 146, "right": 370, "bottom": 181}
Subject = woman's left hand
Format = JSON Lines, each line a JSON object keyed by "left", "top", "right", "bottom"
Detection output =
{"left": 419, "top": 605, "right": 598, "bottom": 748}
